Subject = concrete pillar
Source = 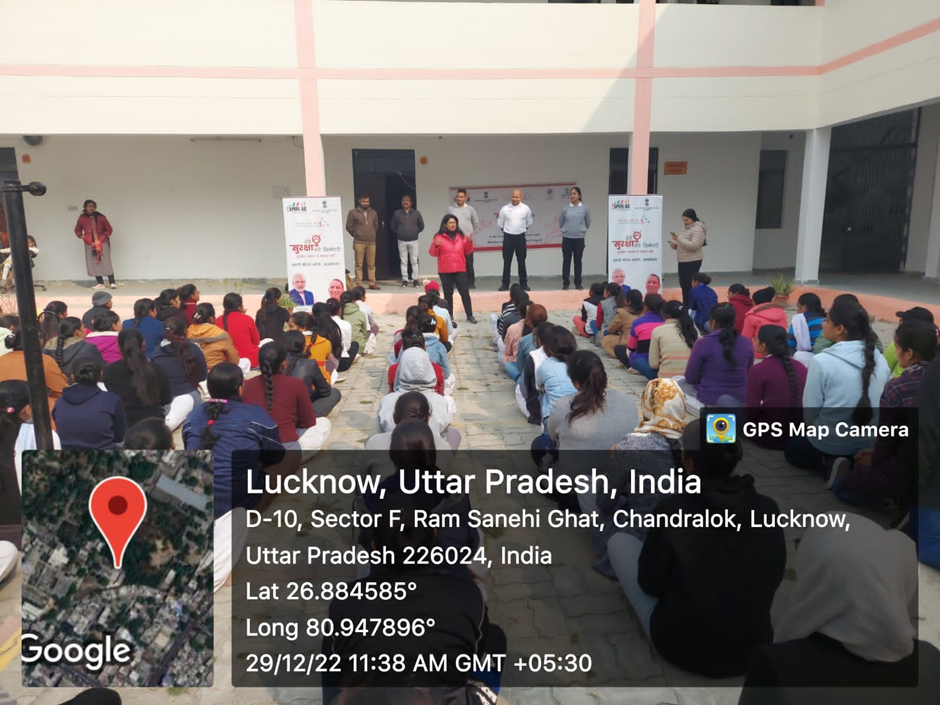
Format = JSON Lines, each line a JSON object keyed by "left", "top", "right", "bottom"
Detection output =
{"left": 925, "top": 142, "right": 940, "bottom": 281}
{"left": 794, "top": 127, "right": 831, "bottom": 285}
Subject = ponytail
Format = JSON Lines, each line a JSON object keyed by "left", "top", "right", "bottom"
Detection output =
{"left": 257, "top": 342, "right": 287, "bottom": 414}
{"left": 663, "top": 300, "right": 697, "bottom": 349}
{"left": 38, "top": 301, "right": 67, "bottom": 346}
{"left": 566, "top": 351, "right": 608, "bottom": 423}
{"left": 257, "top": 287, "right": 282, "bottom": 329}
{"left": 828, "top": 299, "right": 876, "bottom": 425}
{"left": 283, "top": 329, "right": 309, "bottom": 378}
{"left": 710, "top": 303, "right": 739, "bottom": 367}
{"left": 54, "top": 317, "right": 85, "bottom": 367}
{"left": 192, "top": 303, "right": 216, "bottom": 325}
{"left": 201, "top": 363, "right": 243, "bottom": 450}
{"left": 221, "top": 293, "right": 243, "bottom": 332}
{"left": 758, "top": 325, "right": 799, "bottom": 406}
{"left": 118, "top": 329, "right": 160, "bottom": 406}
{"left": 132, "top": 298, "right": 155, "bottom": 330}
{"left": 164, "top": 318, "right": 201, "bottom": 389}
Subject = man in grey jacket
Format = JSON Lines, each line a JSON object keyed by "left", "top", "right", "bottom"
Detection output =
{"left": 389, "top": 195, "right": 425, "bottom": 287}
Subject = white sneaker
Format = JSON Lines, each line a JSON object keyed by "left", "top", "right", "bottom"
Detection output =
{"left": 0, "top": 541, "right": 18, "bottom": 584}
{"left": 825, "top": 456, "right": 852, "bottom": 489}
{"left": 92, "top": 283, "right": 105, "bottom": 290}
{"left": 334, "top": 374, "right": 347, "bottom": 384}
{"left": 110, "top": 282, "right": 118, "bottom": 289}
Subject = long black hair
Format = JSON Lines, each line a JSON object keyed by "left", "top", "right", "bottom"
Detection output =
{"left": 4, "top": 330, "right": 23, "bottom": 352}
{"left": 436, "top": 214, "right": 463, "bottom": 237}
{"left": 663, "top": 300, "right": 698, "bottom": 349}
{"left": 54, "top": 317, "right": 85, "bottom": 368}
{"left": 179, "top": 284, "right": 198, "bottom": 305}
{"left": 644, "top": 294, "right": 665, "bottom": 318}
{"left": 827, "top": 299, "right": 878, "bottom": 426}
{"left": 728, "top": 283, "right": 750, "bottom": 298}
{"left": 201, "top": 363, "right": 243, "bottom": 450}
{"left": 797, "top": 292, "right": 826, "bottom": 318}
{"left": 758, "top": 325, "right": 800, "bottom": 407}
{"left": 192, "top": 303, "right": 216, "bottom": 325}
{"left": 710, "top": 302, "right": 739, "bottom": 367}
{"left": 163, "top": 317, "right": 201, "bottom": 389}
{"left": 290, "top": 311, "right": 315, "bottom": 333}
{"left": 123, "top": 418, "right": 174, "bottom": 450}
{"left": 258, "top": 342, "right": 287, "bottom": 414}
{"left": 257, "top": 287, "right": 282, "bottom": 329}
{"left": 0, "top": 380, "right": 29, "bottom": 501}
{"left": 39, "top": 301, "right": 67, "bottom": 347}
{"left": 624, "top": 289, "right": 643, "bottom": 315}
{"left": 312, "top": 302, "right": 342, "bottom": 358}
{"left": 156, "top": 288, "right": 180, "bottom": 310}
{"left": 92, "top": 310, "right": 119, "bottom": 332}
{"left": 132, "top": 298, "right": 155, "bottom": 329}
{"left": 283, "top": 330, "right": 309, "bottom": 377}
{"left": 118, "top": 329, "right": 160, "bottom": 406}
{"left": 547, "top": 326, "right": 577, "bottom": 363}
{"left": 566, "top": 351, "right": 607, "bottom": 424}
{"left": 221, "top": 293, "right": 243, "bottom": 332}
{"left": 605, "top": 282, "right": 626, "bottom": 309}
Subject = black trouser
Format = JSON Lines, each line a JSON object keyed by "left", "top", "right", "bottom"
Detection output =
{"left": 562, "top": 237, "right": 585, "bottom": 287}
{"left": 501, "top": 232, "right": 528, "bottom": 287}
{"left": 465, "top": 252, "right": 475, "bottom": 287}
{"left": 95, "top": 274, "right": 116, "bottom": 285}
{"left": 677, "top": 259, "right": 702, "bottom": 308}
{"left": 614, "top": 344, "right": 631, "bottom": 368}
{"left": 337, "top": 341, "right": 360, "bottom": 372}
{"left": 312, "top": 388, "right": 342, "bottom": 417}
{"left": 440, "top": 271, "right": 474, "bottom": 318}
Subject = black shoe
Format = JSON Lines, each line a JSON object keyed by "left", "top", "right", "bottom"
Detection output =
{"left": 467, "top": 316, "right": 477, "bottom": 324}
{"left": 522, "top": 285, "right": 531, "bottom": 292}
{"left": 413, "top": 280, "right": 420, "bottom": 287}
{"left": 469, "top": 284, "right": 476, "bottom": 290}
{"left": 563, "top": 284, "right": 570, "bottom": 291}
{"left": 401, "top": 281, "right": 408, "bottom": 288}
{"left": 498, "top": 285, "right": 509, "bottom": 292}
{"left": 576, "top": 284, "right": 584, "bottom": 290}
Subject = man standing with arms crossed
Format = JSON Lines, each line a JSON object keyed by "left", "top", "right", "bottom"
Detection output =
{"left": 447, "top": 189, "right": 480, "bottom": 289}
{"left": 346, "top": 194, "right": 381, "bottom": 290}
{"left": 497, "top": 189, "right": 533, "bottom": 292}
{"left": 389, "top": 194, "right": 424, "bottom": 288}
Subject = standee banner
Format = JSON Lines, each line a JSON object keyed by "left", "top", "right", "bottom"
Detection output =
{"left": 607, "top": 195, "right": 664, "bottom": 295}
{"left": 282, "top": 197, "right": 347, "bottom": 307}
{"left": 449, "top": 183, "right": 576, "bottom": 252}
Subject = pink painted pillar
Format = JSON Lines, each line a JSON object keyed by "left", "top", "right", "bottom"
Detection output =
{"left": 630, "top": 0, "right": 657, "bottom": 196}
{"left": 294, "top": 0, "right": 325, "bottom": 196}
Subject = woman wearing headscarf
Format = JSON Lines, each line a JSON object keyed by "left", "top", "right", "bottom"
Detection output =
{"left": 669, "top": 208, "right": 706, "bottom": 307}
{"left": 376, "top": 348, "right": 458, "bottom": 450}
{"left": 739, "top": 515, "right": 940, "bottom": 704}
{"left": 591, "top": 378, "right": 686, "bottom": 577}
{"left": 74, "top": 199, "right": 117, "bottom": 289}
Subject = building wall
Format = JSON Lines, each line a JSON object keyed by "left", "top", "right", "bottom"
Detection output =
{"left": 0, "top": 136, "right": 304, "bottom": 281}
{"left": 908, "top": 103, "right": 940, "bottom": 272}
{"left": 323, "top": 132, "right": 762, "bottom": 281}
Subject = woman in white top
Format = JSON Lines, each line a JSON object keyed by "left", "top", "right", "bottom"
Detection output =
{"left": 327, "top": 298, "right": 353, "bottom": 362}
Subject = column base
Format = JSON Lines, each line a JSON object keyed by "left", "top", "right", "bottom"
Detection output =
{"left": 794, "top": 279, "right": 820, "bottom": 286}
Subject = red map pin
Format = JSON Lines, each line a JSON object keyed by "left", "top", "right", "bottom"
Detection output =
{"left": 89, "top": 477, "right": 148, "bottom": 569}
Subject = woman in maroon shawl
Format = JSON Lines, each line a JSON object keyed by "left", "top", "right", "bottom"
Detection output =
{"left": 74, "top": 199, "right": 116, "bottom": 289}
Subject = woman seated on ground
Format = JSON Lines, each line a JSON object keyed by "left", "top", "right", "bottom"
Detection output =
{"left": 573, "top": 282, "right": 605, "bottom": 338}
{"left": 364, "top": 392, "right": 454, "bottom": 481}
{"left": 188, "top": 303, "right": 247, "bottom": 373}
{"left": 418, "top": 294, "right": 450, "bottom": 347}
{"left": 592, "top": 378, "right": 686, "bottom": 577}
{"left": 44, "top": 316, "right": 104, "bottom": 376}
{"left": 501, "top": 299, "right": 534, "bottom": 383}
{"left": 326, "top": 297, "right": 357, "bottom": 371}
{"left": 787, "top": 292, "right": 826, "bottom": 367}
{"left": 648, "top": 300, "right": 698, "bottom": 380}
{"left": 425, "top": 286, "right": 455, "bottom": 340}
{"left": 86, "top": 311, "right": 122, "bottom": 364}
{"left": 535, "top": 325, "right": 578, "bottom": 429}
{"left": 220, "top": 293, "right": 260, "bottom": 369}
{"left": 341, "top": 290, "right": 369, "bottom": 361}
{"left": 0, "top": 315, "right": 18, "bottom": 359}
{"left": 594, "top": 282, "right": 625, "bottom": 345}
{"left": 122, "top": 298, "right": 164, "bottom": 359}
{"left": 288, "top": 311, "right": 335, "bottom": 382}
{"left": 178, "top": 283, "right": 200, "bottom": 325}
{"left": 324, "top": 490, "right": 504, "bottom": 703}
{"left": 745, "top": 325, "right": 807, "bottom": 450}
{"left": 689, "top": 273, "right": 719, "bottom": 335}
{"left": 154, "top": 288, "right": 188, "bottom": 328}
{"left": 728, "top": 284, "right": 753, "bottom": 334}
{"left": 601, "top": 289, "right": 643, "bottom": 360}
{"left": 53, "top": 357, "right": 127, "bottom": 450}
{"left": 0, "top": 330, "right": 68, "bottom": 425}
{"left": 495, "top": 293, "right": 528, "bottom": 361}
{"left": 834, "top": 320, "right": 936, "bottom": 507}
{"left": 537, "top": 351, "right": 639, "bottom": 512}
{"left": 492, "top": 283, "right": 523, "bottom": 346}
{"left": 38, "top": 301, "right": 68, "bottom": 348}
{"left": 517, "top": 321, "right": 554, "bottom": 425}
{"left": 611, "top": 419, "right": 786, "bottom": 679}
{"left": 283, "top": 330, "right": 341, "bottom": 417}
{"left": 377, "top": 347, "right": 458, "bottom": 450}
{"left": 812, "top": 294, "right": 884, "bottom": 355}
{"left": 255, "top": 287, "right": 290, "bottom": 345}
{"left": 242, "top": 342, "right": 331, "bottom": 460}
{"left": 741, "top": 286, "right": 788, "bottom": 359}
{"left": 0, "top": 380, "right": 61, "bottom": 498}
{"left": 614, "top": 294, "right": 665, "bottom": 380}
{"left": 103, "top": 330, "right": 173, "bottom": 429}
{"left": 883, "top": 307, "right": 935, "bottom": 378}
{"left": 351, "top": 286, "right": 379, "bottom": 354}
{"left": 123, "top": 418, "right": 174, "bottom": 451}
{"left": 679, "top": 303, "right": 754, "bottom": 407}
{"left": 739, "top": 515, "right": 940, "bottom": 704}
{"left": 389, "top": 305, "right": 422, "bottom": 363}
{"left": 151, "top": 317, "right": 208, "bottom": 425}
{"left": 412, "top": 321, "right": 450, "bottom": 394}
{"left": 784, "top": 298, "right": 890, "bottom": 486}
{"left": 512, "top": 303, "right": 549, "bottom": 385}
{"left": 313, "top": 302, "right": 346, "bottom": 381}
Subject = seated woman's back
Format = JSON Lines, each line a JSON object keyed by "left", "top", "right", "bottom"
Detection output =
{"left": 188, "top": 303, "right": 239, "bottom": 370}
{"left": 151, "top": 318, "right": 208, "bottom": 396}
{"left": 103, "top": 330, "right": 173, "bottom": 427}
{"left": 53, "top": 358, "right": 127, "bottom": 450}
{"left": 44, "top": 317, "right": 104, "bottom": 374}
{"left": 242, "top": 343, "right": 316, "bottom": 444}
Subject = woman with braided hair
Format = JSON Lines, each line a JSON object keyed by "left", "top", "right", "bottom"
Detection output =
{"left": 38, "top": 301, "right": 68, "bottom": 347}
{"left": 746, "top": 325, "right": 808, "bottom": 450}
{"left": 283, "top": 330, "right": 341, "bottom": 417}
{"left": 103, "top": 329, "right": 173, "bottom": 428}
{"left": 242, "top": 342, "right": 331, "bottom": 460}
{"left": 785, "top": 298, "right": 890, "bottom": 487}
{"left": 151, "top": 316, "right": 207, "bottom": 430}
{"left": 43, "top": 316, "right": 103, "bottom": 376}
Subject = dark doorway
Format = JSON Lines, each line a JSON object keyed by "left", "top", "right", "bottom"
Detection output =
{"left": 821, "top": 109, "right": 920, "bottom": 273}
{"left": 351, "top": 149, "right": 417, "bottom": 281}
{"left": 608, "top": 147, "right": 659, "bottom": 195}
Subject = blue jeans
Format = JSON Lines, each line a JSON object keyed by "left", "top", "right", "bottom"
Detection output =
{"left": 630, "top": 356, "right": 658, "bottom": 381}
{"left": 607, "top": 533, "right": 657, "bottom": 638}
{"left": 499, "top": 351, "right": 521, "bottom": 382}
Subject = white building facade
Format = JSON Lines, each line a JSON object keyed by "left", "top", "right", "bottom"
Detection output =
{"left": 1, "top": 0, "right": 938, "bottom": 284}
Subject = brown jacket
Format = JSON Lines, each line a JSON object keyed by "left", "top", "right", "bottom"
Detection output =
{"left": 0, "top": 351, "right": 68, "bottom": 428}
{"left": 345, "top": 207, "right": 380, "bottom": 244}
{"left": 675, "top": 220, "right": 706, "bottom": 263}
{"left": 600, "top": 308, "right": 641, "bottom": 359}
{"left": 188, "top": 323, "right": 239, "bottom": 370}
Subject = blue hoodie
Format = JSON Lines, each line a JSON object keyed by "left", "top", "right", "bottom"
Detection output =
{"left": 803, "top": 340, "right": 891, "bottom": 455}
{"left": 422, "top": 334, "right": 451, "bottom": 379}
{"left": 52, "top": 384, "right": 127, "bottom": 450}
{"left": 122, "top": 316, "right": 165, "bottom": 360}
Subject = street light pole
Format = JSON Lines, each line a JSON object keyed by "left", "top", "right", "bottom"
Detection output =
{"left": 0, "top": 179, "right": 52, "bottom": 450}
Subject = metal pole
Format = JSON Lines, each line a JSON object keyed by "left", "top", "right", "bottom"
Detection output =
{"left": 1, "top": 179, "right": 52, "bottom": 450}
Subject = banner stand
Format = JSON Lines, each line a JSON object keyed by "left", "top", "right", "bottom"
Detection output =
{"left": 282, "top": 197, "right": 347, "bottom": 306}
{"left": 607, "top": 195, "right": 664, "bottom": 296}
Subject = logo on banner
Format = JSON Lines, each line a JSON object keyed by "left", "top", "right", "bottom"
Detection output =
{"left": 286, "top": 202, "right": 307, "bottom": 212}
{"left": 611, "top": 199, "right": 631, "bottom": 211}
{"left": 611, "top": 232, "right": 644, "bottom": 251}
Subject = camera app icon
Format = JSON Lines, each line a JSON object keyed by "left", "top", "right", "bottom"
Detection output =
{"left": 706, "top": 414, "right": 737, "bottom": 444}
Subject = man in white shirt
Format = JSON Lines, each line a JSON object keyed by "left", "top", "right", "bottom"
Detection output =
{"left": 446, "top": 188, "right": 480, "bottom": 289}
{"left": 496, "top": 190, "right": 534, "bottom": 292}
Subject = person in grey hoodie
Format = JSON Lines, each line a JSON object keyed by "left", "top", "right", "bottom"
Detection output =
{"left": 784, "top": 298, "right": 890, "bottom": 486}
{"left": 389, "top": 194, "right": 425, "bottom": 287}
{"left": 43, "top": 316, "right": 104, "bottom": 377}
{"left": 559, "top": 186, "right": 592, "bottom": 290}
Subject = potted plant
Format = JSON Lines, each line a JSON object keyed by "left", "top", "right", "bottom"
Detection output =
{"left": 769, "top": 274, "right": 795, "bottom": 304}
{"left": 279, "top": 292, "right": 296, "bottom": 313}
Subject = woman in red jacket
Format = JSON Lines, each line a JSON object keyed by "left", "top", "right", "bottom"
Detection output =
{"left": 428, "top": 214, "right": 476, "bottom": 324}
{"left": 74, "top": 199, "right": 117, "bottom": 290}
{"left": 219, "top": 293, "right": 261, "bottom": 368}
